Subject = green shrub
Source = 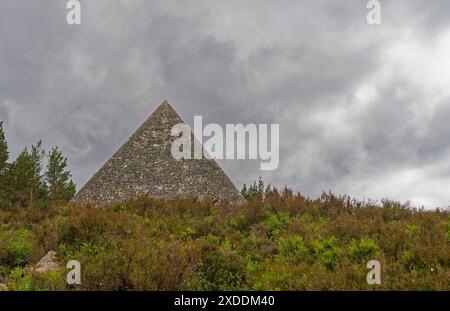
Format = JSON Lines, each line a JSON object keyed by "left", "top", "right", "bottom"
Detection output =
{"left": 192, "top": 248, "right": 245, "bottom": 290}
{"left": 0, "top": 229, "right": 33, "bottom": 267}
{"left": 312, "top": 236, "right": 341, "bottom": 270}
{"left": 31, "top": 270, "right": 66, "bottom": 291}
{"left": 277, "top": 235, "right": 308, "bottom": 259}
{"left": 405, "top": 224, "right": 419, "bottom": 236}
{"left": 7, "top": 267, "right": 32, "bottom": 291}
{"left": 446, "top": 216, "right": 450, "bottom": 242}
{"left": 179, "top": 227, "right": 196, "bottom": 241}
{"left": 264, "top": 212, "right": 290, "bottom": 233}
{"left": 80, "top": 241, "right": 98, "bottom": 256}
{"left": 58, "top": 242, "right": 75, "bottom": 259}
{"left": 229, "top": 215, "right": 248, "bottom": 232}
{"left": 245, "top": 255, "right": 259, "bottom": 274}
{"left": 402, "top": 251, "right": 426, "bottom": 272}
{"left": 348, "top": 237, "right": 379, "bottom": 262}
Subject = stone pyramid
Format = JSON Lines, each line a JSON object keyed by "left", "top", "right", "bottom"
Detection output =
{"left": 72, "top": 101, "right": 244, "bottom": 205}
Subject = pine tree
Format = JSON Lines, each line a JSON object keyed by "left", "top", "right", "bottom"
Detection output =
{"left": 11, "top": 148, "right": 34, "bottom": 207}
{"left": 0, "top": 121, "right": 8, "bottom": 174}
{"left": 11, "top": 140, "right": 47, "bottom": 208}
{"left": 45, "top": 147, "right": 76, "bottom": 206}
{"left": 29, "top": 140, "right": 46, "bottom": 208}
{"left": 0, "top": 121, "right": 12, "bottom": 208}
{"left": 241, "top": 177, "right": 266, "bottom": 200}
{"left": 64, "top": 180, "right": 76, "bottom": 201}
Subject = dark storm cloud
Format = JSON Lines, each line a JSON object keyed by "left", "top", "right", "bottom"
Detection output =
{"left": 1, "top": 0, "right": 450, "bottom": 208}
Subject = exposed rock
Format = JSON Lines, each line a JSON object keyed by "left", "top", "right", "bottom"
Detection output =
{"left": 34, "top": 251, "right": 60, "bottom": 273}
{"left": 72, "top": 101, "right": 245, "bottom": 205}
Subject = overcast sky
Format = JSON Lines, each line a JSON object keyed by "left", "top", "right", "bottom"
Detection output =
{"left": 1, "top": 0, "right": 450, "bottom": 209}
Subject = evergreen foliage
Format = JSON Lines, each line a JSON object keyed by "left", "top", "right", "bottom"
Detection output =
{"left": 0, "top": 121, "right": 76, "bottom": 209}
{"left": 45, "top": 147, "right": 76, "bottom": 206}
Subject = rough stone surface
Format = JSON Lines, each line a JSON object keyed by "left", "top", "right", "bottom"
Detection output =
{"left": 34, "top": 251, "right": 60, "bottom": 273}
{"left": 72, "top": 101, "right": 245, "bottom": 205}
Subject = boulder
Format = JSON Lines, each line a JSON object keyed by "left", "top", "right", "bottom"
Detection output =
{"left": 34, "top": 251, "right": 60, "bottom": 273}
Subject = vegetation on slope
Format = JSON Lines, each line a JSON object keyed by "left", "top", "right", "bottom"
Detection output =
{"left": 0, "top": 182, "right": 449, "bottom": 291}
{"left": 1, "top": 122, "right": 449, "bottom": 290}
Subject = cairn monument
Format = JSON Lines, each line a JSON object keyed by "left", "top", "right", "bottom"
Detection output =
{"left": 72, "top": 101, "right": 244, "bottom": 205}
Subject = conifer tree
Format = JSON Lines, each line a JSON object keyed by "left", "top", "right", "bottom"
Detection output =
{"left": 45, "top": 147, "right": 76, "bottom": 206}
{"left": 0, "top": 121, "right": 7, "bottom": 174}
{"left": 29, "top": 140, "right": 47, "bottom": 207}
{"left": 0, "top": 121, "right": 12, "bottom": 208}
{"left": 11, "top": 148, "right": 34, "bottom": 207}
{"left": 11, "top": 140, "right": 47, "bottom": 208}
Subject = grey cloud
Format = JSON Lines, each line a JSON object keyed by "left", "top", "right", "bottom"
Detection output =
{"left": 1, "top": 0, "right": 450, "bottom": 208}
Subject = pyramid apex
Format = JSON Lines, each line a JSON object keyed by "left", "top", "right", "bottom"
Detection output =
{"left": 148, "top": 100, "right": 182, "bottom": 123}
{"left": 151, "top": 100, "right": 179, "bottom": 117}
{"left": 159, "top": 100, "right": 173, "bottom": 109}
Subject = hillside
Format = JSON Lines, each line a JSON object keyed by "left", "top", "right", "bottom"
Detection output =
{"left": 0, "top": 187, "right": 449, "bottom": 291}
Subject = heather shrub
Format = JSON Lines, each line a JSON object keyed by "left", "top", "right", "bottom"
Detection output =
{"left": 402, "top": 251, "right": 426, "bottom": 272}
{"left": 0, "top": 184, "right": 448, "bottom": 291}
{"left": 239, "top": 231, "right": 278, "bottom": 261}
{"left": 130, "top": 239, "right": 201, "bottom": 291}
{"left": 31, "top": 270, "right": 66, "bottom": 291}
{"left": 191, "top": 246, "right": 245, "bottom": 290}
{"left": 229, "top": 214, "right": 248, "bottom": 232}
{"left": 33, "top": 215, "right": 72, "bottom": 252}
{"left": 228, "top": 200, "right": 266, "bottom": 232}
{"left": 446, "top": 216, "right": 450, "bottom": 242}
